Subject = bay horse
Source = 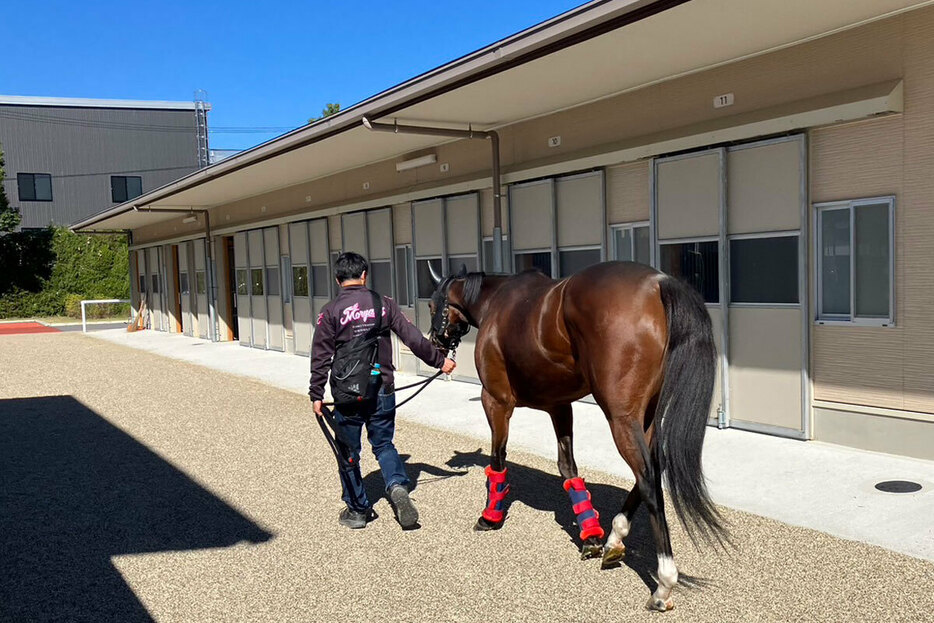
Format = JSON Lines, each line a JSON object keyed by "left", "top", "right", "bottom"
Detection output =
{"left": 427, "top": 261, "right": 726, "bottom": 612}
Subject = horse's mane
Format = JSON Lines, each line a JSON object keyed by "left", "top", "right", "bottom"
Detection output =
{"left": 461, "top": 272, "right": 485, "bottom": 305}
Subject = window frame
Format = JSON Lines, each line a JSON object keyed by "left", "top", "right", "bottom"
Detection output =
{"left": 557, "top": 244, "right": 602, "bottom": 278}
{"left": 814, "top": 196, "right": 895, "bottom": 327}
{"left": 727, "top": 230, "right": 800, "bottom": 309}
{"left": 513, "top": 248, "right": 554, "bottom": 278}
{"left": 609, "top": 221, "right": 650, "bottom": 264}
{"left": 110, "top": 175, "right": 143, "bottom": 203}
{"left": 17, "top": 172, "right": 53, "bottom": 202}
{"left": 394, "top": 244, "right": 415, "bottom": 307}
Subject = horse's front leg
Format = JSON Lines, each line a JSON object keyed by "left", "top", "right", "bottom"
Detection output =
{"left": 475, "top": 388, "right": 514, "bottom": 531}
{"left": 548, "top": 404, "right": 605, "bottom": 559}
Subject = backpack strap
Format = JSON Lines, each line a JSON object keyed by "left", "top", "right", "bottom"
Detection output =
{"left": 363, "top": 290, "right": 384, "bottom": 363}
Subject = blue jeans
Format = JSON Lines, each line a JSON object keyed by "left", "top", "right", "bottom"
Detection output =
{"left": 332, "top": 389, "right": 409, "bottom": 512}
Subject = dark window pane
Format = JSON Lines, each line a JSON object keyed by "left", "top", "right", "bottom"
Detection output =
{"left": 729, "top": 237, "right": 799, "bottom": 304}
{"left": 112, "top": 176, "right": 128, "bottom": 203}
{"left": 369, "top": 261, "right": 392, "bottom": 297}
{"left": 292, "top": 265, "right": 309, "bottom": 297}
{"left": 854, "top": 203, "right": 890, "bottom": 318}
{"left": 394, "top": 247, "right": 411, "bottom": 306}
{"left": 266, "top": 267, "right": 280, "bottom": 296}
{"left": 448, "top": 255, "right": 478, "bottom": 276}
{"left": 634, "top": 227, "right": 651, "bottom": 265}
{"left": 820, "top": 208, "right": 850, "bottom": 315}
{"left": 514, "top": 251, "right": 552, "bottom": 277}
{"left": 312, "top": 264, "right": 329, "bottom": 297}
{"left": 196, "top": 271, "right": 206, "bottom": 294}
{"left": 126, "top": 176, "right": 143, "bottom": 200}
{"left": 151, "top": 275, "right": 160, "bottom": 294}
{"left": 250, "top": 268, "right": 264, "bottom": 295}
{"left": 559, "top": 248, "right": 601, "bottom": 278}
{"left": 18, "top": 173, "right": 36, "bottom": 201}
{"left": 416, "top": 258, "right": 443, "bottom": 298}
{"left": 659, "top": 241, "right": 719, "bottom": 303}
{"left": 34, "top": 174, "right": 52, "bottom": 201}
{"left": 138, "top": 275, "right": 147, "bottom": 293}
{"left": 613, "top": 228, "right": 633, "bottom": 261}
{"left": 236, "top": 269, "right": 249, "bottom": 295}
{"left": 180, "top": 272, "right": 190, "bottom": 295}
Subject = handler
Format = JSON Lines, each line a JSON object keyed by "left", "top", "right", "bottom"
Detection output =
{"left": 310, "top": 252, "right": 455, "bottom": 529}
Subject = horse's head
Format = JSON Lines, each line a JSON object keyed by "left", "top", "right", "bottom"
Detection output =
{"left": 427, "top": 263, "right": 476, "bottom": 353}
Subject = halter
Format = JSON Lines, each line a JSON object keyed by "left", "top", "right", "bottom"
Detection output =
{"left": 429, "top": 279, "right": 471, "bottom": 354}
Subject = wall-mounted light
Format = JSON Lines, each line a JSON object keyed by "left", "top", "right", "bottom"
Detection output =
{"left": 395, "top": 154, "right": 437, "bottom": 172}
{"left": 182, "top": 215, "right": 198, "bottom": 224}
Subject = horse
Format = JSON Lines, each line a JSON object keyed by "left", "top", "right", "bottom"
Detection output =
{"left": 427, "top": 261, "right": 726, "bottom": 612}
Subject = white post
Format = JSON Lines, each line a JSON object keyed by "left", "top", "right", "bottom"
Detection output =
{"left": 81, "top": 301, "right": 87, "bottom": 333}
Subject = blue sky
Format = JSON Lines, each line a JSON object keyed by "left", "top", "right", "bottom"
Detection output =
{"left": 1, "top": 1, "right": 583, "bottom": 150}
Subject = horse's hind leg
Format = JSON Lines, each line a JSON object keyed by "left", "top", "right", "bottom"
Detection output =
{"left": 548, "top": 405, "right": 605, "bottom": 559}
{"left": 475, "top": 388, "right": 514, "bottom": 531}
{"left": 607, "top": 416, "right": 678, "bottom": 611}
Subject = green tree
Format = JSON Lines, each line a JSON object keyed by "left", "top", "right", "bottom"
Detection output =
{"left": 0, "top": 144, "right": 21, "bottom": 233}
{"left": 308, "top": 102, "right": 341, "bottom": 124}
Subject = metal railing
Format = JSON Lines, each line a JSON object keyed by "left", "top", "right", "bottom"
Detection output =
{"left": 81, "top": 299, "right": 131, "bottom": 333}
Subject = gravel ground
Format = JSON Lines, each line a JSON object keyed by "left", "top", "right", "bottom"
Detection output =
{"left": 1, "top": 333, "right": 932, "bottom": 623}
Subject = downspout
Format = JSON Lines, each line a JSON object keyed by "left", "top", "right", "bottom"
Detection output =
{"left": 361, "top": 118, "right": 505, "bottom": 273}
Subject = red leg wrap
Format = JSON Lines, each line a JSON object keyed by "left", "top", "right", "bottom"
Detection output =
{"left": 563, "top": 477, "right": 605, "bottom": 541}
{"left": 482, "top": 466, "right": 510, "bottom": 523}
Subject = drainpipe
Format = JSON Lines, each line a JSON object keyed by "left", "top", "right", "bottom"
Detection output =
{"left": 361, "top": 117, "right": 505, "bottom": 273}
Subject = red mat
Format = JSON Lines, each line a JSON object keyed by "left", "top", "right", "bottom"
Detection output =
{"left": 0, "top": 322, "right": 61, "bottom": 335}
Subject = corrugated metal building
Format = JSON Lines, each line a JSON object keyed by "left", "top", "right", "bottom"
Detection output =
{"left": 0, "top": 96, "right": 205, "bottom": 228}
{"left": 74, "top": 0, "right": 934, "bottom": 461}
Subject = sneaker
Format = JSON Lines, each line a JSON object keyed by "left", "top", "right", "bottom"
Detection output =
{"left": 388, "top": 484, "right": 419, "bottom": 529}
{"left": 338, "top": 507, "right": 372, "bottom": 529}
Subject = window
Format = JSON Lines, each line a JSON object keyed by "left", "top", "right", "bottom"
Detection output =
{"left": 265, "top": 267, "right": 280, "bottom": 296}
{"left": 729, "top": 236, "right": 798, "bottom": 304}
{"left": 180, "top": 272, "right": 190, "bottom": 295}
{"left": 369, "top": 261, "right": 392, "bottom": 297}
{"left": 514, "top": 251, "right": 552, "bottom": 277}
{"left": 196, "top": 271, "right": 206, "bottom": 295}
{"left": 482, "top": 236, "right": 512, "bottom": 272}
{"left": 236, "top": 269, "right": 249, "bottom": 295}
{"left": 292, "top": 265, "right": 309, "bottom": 297}
{"left": 559, "top": 248, "right": 601, "bottom": 278}
{"left": 394, "top": 246, "right": 414, "bottom": 306}
{"left": 416, "top": 258, "right": 443, "bottom": 299}
{"left": 151, "top": 274, "right": 160, "bottom": 294}
{"left": 611, "top": 224, "right": 650, "bottom": 265}
{"left": 111, "top": 176, "right": 143, "bottom": 203}
{"left": 659, "top": 241, "right": 719, "bottom": 303}
{"left": 816, "top": 197, "right": 894, "bottom": 324}
{"left": 250, "top": 269, "right": 264, "bottom": 295}
{"left": 312, "top": 264, "right": 329, "bottom": 297}
{"left": 17, "top": 173, "right": 52, "bottom": 201}
{"left": 138, "top": 275, "right": 147, "bottom": 294}
{"left": 448, "top": 255, "right": 478, "bottom": 276}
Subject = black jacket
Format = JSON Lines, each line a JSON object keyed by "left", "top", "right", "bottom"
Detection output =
{"left": 308, "top": 285, "right": 445, "bottom": 401}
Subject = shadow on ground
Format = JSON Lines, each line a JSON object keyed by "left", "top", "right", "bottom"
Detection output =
{"left": 444, "top": 448, "right": 664, "bottom": 590}
{"left": 0, "top": 396, "right": 273, "bottom": 622}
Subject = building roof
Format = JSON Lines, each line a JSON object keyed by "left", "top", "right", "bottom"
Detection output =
{"left": 72, "top": 0, "right": 932, "bottom": 232}
{"left": 0, "top": 94, "right": 207, "bottom": 111}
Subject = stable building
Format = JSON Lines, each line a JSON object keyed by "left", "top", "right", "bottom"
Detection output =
{"left": 74, "top": 0, "right": 934, "bottom": 461}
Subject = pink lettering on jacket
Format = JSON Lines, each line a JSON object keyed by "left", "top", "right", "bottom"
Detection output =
{"left": 339, "top": 303, "right": 387, "bottom": 326}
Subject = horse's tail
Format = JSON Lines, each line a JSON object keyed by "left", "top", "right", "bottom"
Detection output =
{"left": 655, "top": 275, "right": 727, "bottom": 547}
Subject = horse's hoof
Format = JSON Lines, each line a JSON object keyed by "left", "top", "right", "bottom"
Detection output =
{"left": 580, "top": 539, "right": 603, "bottom": 560}
{"left": 474, "top": 516, "right": 503, "bottom": 531}
{"left": 646, "top": 596, "right": 675, "bottom": 612}
{"left": 601, "top": 543, "right": 625, "bottom": 568}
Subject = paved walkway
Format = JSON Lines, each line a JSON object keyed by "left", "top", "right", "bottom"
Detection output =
{"left": 86, "top": 328, "right": 934, "bottom": 563}
{"left": 2, "top": 331, "right": 932, "bottom": 622}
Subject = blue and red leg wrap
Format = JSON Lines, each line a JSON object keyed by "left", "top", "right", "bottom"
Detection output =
{"left": 482, "top": 466, "right": 510, "bottom": 523}
{"left": 563, "top": 477, "right": 604, "bottom": 541}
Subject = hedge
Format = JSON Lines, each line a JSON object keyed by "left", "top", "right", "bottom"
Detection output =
{"left": 0, "top": 227, "right": 130, "bottom": 319}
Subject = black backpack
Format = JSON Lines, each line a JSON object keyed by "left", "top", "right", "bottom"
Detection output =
{"left": 329, "top": 290, "right": 385, "bottom": 411}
